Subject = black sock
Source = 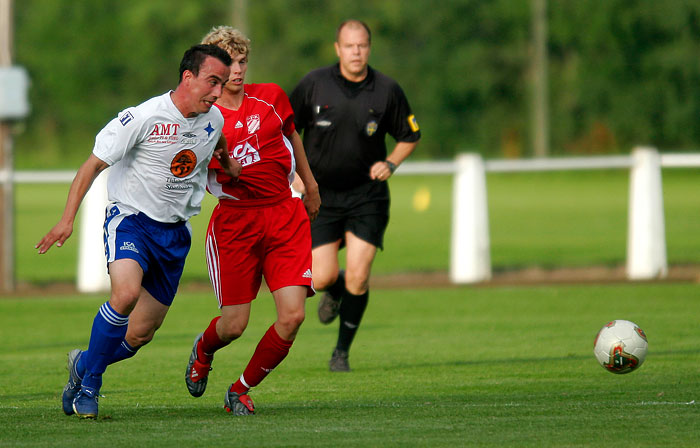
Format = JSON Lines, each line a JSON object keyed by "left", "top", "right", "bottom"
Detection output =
{"left": 336, "top": 289, "right": 369, "bottom": 352}
{"left": 327, "top": 270, "right": 346, "bottom": 300}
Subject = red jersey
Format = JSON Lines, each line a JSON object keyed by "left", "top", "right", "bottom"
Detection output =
{"left": 208, "top": 83, "right": 296, "bottom": 202}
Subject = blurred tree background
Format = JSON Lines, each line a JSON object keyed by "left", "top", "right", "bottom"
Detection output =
{"left": 11, "top": 0, "right": 700, "bottom": 169}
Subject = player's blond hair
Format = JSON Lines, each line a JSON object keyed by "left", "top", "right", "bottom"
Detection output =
{"left": 201, "top": 26, "right": 251, "bottom": 58}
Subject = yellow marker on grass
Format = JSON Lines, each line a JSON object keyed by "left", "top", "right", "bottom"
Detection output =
{"left": 412, "top": 187, "right": 431, "bottom": 212}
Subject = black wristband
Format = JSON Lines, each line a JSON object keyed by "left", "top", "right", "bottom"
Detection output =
{"left": 385, "top": 160, "right": 397, "bottom": 174}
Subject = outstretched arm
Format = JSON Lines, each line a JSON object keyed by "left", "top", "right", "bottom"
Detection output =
{"left": 35, "top": 154, "right": 110, "bottom": 254}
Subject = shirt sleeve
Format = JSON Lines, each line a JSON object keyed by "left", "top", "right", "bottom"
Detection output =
{"left": 270, "top": 83, "right": 296, "bottom": 137}
{"left": 386, "top": 83, "right": 421, "bottom": 143}
{"left": 92, "top": 107, "right": 150, "bottom": 165}
{"left": 289, "top": 75, "right": 312, "bottom": 134}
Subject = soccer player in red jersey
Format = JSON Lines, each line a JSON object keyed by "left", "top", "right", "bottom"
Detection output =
{"left": 184, "top": 26, "right": 320, "bottom": 415}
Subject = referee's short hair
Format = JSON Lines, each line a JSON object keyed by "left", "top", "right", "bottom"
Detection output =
{"left": 179, "top": 44, "right": 233, "bottom": 82}
{"left": 336, "top": 19, "right": 372, "bottom": 44}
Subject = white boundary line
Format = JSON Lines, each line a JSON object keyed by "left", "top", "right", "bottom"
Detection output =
{"left": 394, "top": 153, "right": 700, "bottom": 175}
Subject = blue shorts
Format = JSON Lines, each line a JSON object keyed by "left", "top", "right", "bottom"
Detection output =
{"left": 103, "top": 204, "right": 192, "bottom": 306}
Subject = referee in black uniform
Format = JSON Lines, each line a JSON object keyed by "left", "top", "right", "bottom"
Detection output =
{"left": 290, "top": 19, "right": 421, "bottom": 372}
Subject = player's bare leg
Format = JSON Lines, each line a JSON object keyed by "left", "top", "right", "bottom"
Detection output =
{"left": 344, "top": 232, "right": 376, "bottom": 295}
{"left": 124, "top": 289, "right": 170, "bottom": 347}
{"left": 312, "top": 240, "right": 342, "bottom": 290}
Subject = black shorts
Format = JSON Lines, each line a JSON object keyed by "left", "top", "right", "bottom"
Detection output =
{"left": 311, "top": 181, "right": 390, "bottom": 250}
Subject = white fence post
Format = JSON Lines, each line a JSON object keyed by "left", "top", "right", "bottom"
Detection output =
{"left": 77, "top": 168, "right": 111, "bottom": 293}
{"left": 626, "top": 146, "right": 667, "bottom": 280}
{"left": 450, "top": 153, "right": 491, "bottom": 283}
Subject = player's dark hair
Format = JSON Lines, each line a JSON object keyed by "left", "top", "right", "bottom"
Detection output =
{"left": 179, "top": 44, "right": 232, "bottom": 82}
{"left": 336, "top": 19, "right": 372, "bottom": 44}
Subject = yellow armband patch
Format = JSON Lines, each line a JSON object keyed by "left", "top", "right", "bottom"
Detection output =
{"left": 408, "top": 114, "right": 420, "bottom": 132}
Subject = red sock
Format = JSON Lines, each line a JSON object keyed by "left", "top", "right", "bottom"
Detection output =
{"left": 198, "top": 316, "right": 229, "bottom": 363}
{"left": 230, "top": 324, "right": 293, "bottom": 394}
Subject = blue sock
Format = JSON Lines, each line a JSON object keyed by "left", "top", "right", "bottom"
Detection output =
{"left": 77, "top": 339, "right": 139, "bottom": 379}
{"left": 108, "top": 339, "right": 139, "bottom": 364}
{"left": 76, "top": 352, "right": 86, "bottom": 379}
{"left": 81, "top": 302, "right": 129, "bottom": 391}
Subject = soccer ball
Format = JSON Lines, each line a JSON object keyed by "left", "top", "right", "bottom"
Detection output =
{"left": 593, "top": 319, "right": 648, "bottom": 374}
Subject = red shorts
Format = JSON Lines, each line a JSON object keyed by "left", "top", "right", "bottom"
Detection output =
{"left": 206, "top": 196, "right": 314, "bottom": 306}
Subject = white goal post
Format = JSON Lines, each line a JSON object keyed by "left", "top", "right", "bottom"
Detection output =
{"left": 626, "top": 148, "right": 667, "bottom": 280}
{"left": 76, "top": 168, "right": 111, "bottom": 292}
{"left": 398, "top": 146, "right": 700, "bottom": 284}
{"left": 449, "top": 154, "right": 491, "bottom": 283}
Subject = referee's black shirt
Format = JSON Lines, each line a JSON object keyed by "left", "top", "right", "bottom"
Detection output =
{"left": 290, "top": 64, "right": 421, "bottom": 191}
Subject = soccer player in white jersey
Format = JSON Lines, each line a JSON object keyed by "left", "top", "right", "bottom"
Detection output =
{"left": 35, "top": 44, "right": 241, "bottom": 419}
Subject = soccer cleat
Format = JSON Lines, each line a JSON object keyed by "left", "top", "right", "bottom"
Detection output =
{"left": 72, "top": 387, "right": 99, "bottom": 419}
{"left": 62, "top": 349, "right": 83, "bottom": 415}
{"left": 317, "top": 291, "right": 342, "bottom": 325}
{"left": 317, "top": 271, "right": 344, "bottom": 324}
{"left": 329, "top": 348, "right": 350, "bottom": 372}
{"left": 185, "top": 333, "right": 212, "bottom": 397}
{"left": 224, "top": 386, "right": 255, "bottom": 415}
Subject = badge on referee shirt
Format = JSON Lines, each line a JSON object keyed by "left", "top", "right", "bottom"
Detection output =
{"left": 366, "top": 120, "right": 378, "bottom": 137}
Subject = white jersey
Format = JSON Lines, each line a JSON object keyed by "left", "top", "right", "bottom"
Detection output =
{"left": 93, "top": 91, "right": 224, "bottom": 223}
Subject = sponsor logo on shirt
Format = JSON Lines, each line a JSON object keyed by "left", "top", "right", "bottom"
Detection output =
{"left": 232, "top": 135, "right": 261, "bottom": 167}
{"left": 119, "top": 111, "right": 134, "bottom": 126}
{"left": 166, "top": 177, "right": 194, "bottom": 191}
{"left": 246, "top": 114, "right": 260, "bottom": 134}
{"left": 180, "top": 132, "right": 199, "bottom": 145}
{"left": 148, "top": 123, "right": 181, "bottom": 144}
{"left": 170, "top": 149, "right": 197, "bottom": 178}
{"left": 204, "top": 122, "right": 215, "bottom": 137}
{"left": 235, "top": 121, "right": 244, "bottom": 129}
{"left": 120, "top": 241, "right": 139, "bottom": 253}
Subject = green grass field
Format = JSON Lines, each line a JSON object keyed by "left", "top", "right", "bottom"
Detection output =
{"left": 14, "top": 168, "right": 700, "bottom": 284}
{"left": 5, "top": 168, "right": 700, "bottom": 446}
{"left": 1, "top": 283, "right": 699, "bottom": 447}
